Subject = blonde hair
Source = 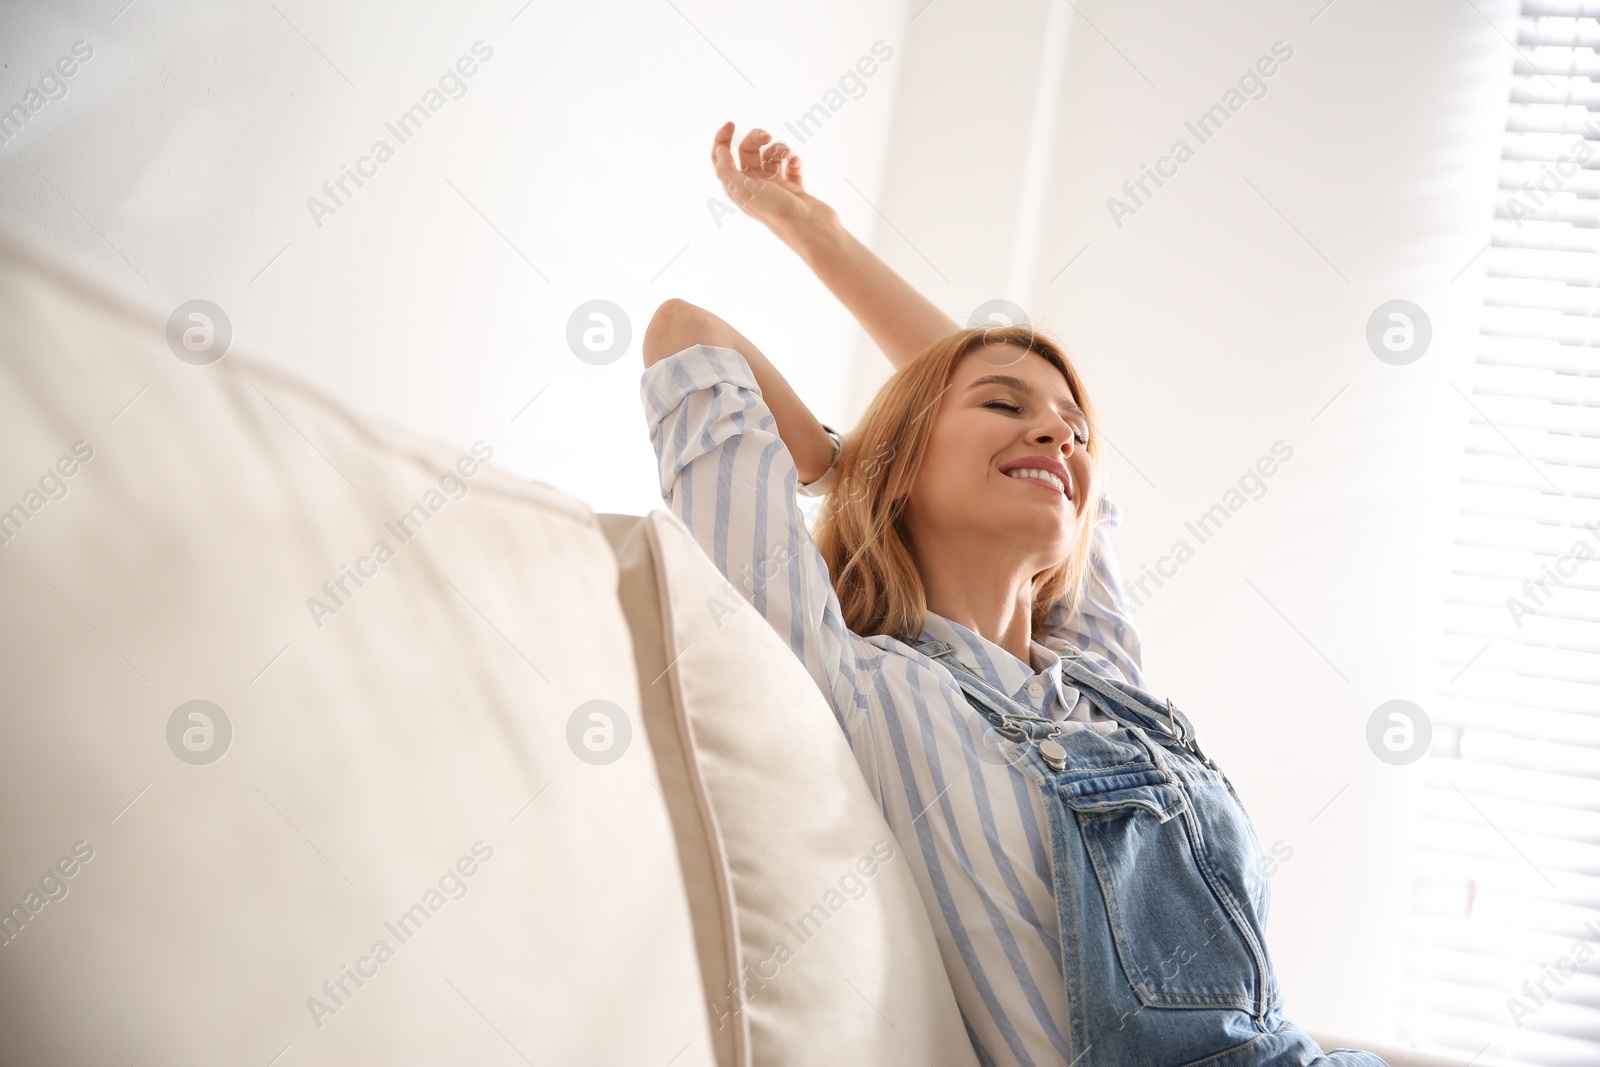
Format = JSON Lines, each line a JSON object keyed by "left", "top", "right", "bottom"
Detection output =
{"left": 813, "top": 325, "right": 1102, "bottom": 644}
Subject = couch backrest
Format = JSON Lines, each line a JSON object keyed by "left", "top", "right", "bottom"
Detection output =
{"left": 0, "top": 229, "right": 714, "bottom": 1065}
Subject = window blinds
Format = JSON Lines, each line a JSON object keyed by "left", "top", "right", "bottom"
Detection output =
{"left": 1400, "top": 3, "right": 1600, "bottom": 1065}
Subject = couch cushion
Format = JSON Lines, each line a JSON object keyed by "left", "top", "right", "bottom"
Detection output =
{"left": 600, "top": 513, "right": 745, "bottom": 1067}
{"left": 600, "top": 509, "right": 980, "bottom": 1067}
{"left": 0, "top": 228, "right": 713, "bottom": 1066}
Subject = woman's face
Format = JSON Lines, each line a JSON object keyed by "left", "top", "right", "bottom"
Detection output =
{"left": 900, "top": 345, "right": 1092, "bottom": 567}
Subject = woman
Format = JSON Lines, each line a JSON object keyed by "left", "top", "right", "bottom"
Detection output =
{"left": 638, "top": 122, "right": 1384, "bottom": 1067}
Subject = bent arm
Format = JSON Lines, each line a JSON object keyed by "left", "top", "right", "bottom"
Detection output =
{"left": 638, "top": 336, "right": 872, "bottom": 747}
{"left": 643, "top": 298, "right": 837, "bottom": 485}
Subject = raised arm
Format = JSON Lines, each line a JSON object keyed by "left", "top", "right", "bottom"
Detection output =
{"left": 696, "top": 125, "right": 1145, "bottom": 681}
{"left": 710, "top": 122, "right": 959, "bottom": 370}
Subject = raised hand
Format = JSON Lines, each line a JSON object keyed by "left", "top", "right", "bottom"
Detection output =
{"left": 711, "top": 121, "right": 838, "bottom": 239}
{"left": 708, "top": 120, "right": 955, "bottom": 370}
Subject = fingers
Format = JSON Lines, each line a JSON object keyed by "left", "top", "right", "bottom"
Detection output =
{"left": 738, "top": 127, "right": 770, "bottom": 173}
{"left": 713, "top": 123, "right": 802, "bottom": 209}
{"left": 737, "top": 127, "right": 799, "bottom": 179}
{"left": 764, "top": 140, "right": 791, "bottom": 176}
{"left": 711, "top": 122, "right": 739, "bottom": 183}
{"left": 712, "top": 122, "right": 759, "bottom": 201}
{"left": 710, "top": 120, "right": 734, "bottom": 163}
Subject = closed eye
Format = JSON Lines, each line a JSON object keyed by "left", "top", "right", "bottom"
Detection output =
{"left": 984, "top": 398, "right": 1091, "bottom": 446}
{"left": 983, "top": 399, "right": 1024, "bottom": 414}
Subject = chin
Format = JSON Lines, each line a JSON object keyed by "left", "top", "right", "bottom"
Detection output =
{"left": 992, "top": 500, "right": 1073, "bottom": 538}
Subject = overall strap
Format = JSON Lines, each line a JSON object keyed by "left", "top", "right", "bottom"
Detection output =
{"left": 914, "top": 637, "right": 1212, "bottom": 766}
{"left": 913, "top": 639, "right": 1074, "bottom": 743}
{"left": 1051, "top": 650, "right": 1204, "bottom": 754}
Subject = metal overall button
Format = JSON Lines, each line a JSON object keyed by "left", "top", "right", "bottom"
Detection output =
{"left": 981, "top": 702, "right": 1068, "bottom": 771}
{"left": 1011, "top": 717, "right": 1068, "bottom": 771}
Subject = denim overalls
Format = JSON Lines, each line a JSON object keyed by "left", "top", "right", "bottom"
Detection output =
{"left": 914, "top": 638, "right": 1388, "bottom": 1067}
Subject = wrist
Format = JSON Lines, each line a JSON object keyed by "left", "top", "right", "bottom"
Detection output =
{"left": 776, "top": 206, "right": 847, "bottom": 265}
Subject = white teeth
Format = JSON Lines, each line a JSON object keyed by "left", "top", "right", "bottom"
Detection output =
{"left": 1006, "top": 468, "right": 1066, "bottom": 495}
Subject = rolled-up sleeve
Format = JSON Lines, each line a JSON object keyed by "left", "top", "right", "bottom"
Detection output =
{"left": 1042, "top": 491, "right": 1147, "bottom": 687}
{"left": 639, "top": 344, "right": 871, "bottom": 744}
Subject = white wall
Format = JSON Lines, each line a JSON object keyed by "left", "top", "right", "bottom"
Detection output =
{"left": 0, "top": 0, "right": 911, "bottom": 515}
{"left": 870, "top": 0, "right": 1513, "bottom": 1048}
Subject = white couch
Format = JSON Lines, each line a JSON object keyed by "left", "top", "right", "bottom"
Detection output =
{"left": 0, "top": 229, "right": 1460, "bottom": 1067}
{"left": 0, "top": 227, "right": 973, "bottom": 1067}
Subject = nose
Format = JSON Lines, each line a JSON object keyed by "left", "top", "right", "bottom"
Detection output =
{"left": 1031, "top": 414, "right": 1080, "bottom": 455}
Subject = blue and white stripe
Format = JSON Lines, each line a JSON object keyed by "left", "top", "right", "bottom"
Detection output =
{"left": 642, "top": 344, "right": 1148, "bottom": 1067}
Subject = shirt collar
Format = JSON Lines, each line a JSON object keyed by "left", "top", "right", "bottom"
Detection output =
{"left": 918, "top": 610, "right": 1063, "bottom": 708}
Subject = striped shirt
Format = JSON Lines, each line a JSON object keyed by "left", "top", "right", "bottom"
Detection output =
{"left": 641, "top": 344, "right": 1148, "bottom": 1067}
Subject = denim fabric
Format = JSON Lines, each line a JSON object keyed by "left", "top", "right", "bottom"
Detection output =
{"left": 914, "top": 637, "right": 1389, "bottom": 1067}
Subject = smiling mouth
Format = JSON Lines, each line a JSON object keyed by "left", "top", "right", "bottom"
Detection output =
{"left": 1004, "top": 468, "right": 1068, "bottom": 496}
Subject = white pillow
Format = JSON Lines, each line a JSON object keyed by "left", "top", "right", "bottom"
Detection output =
{"left": 601, "top": 509, "right": 980, "bottom": 1067}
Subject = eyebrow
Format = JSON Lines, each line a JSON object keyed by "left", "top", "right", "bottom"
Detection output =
{"left": 966, "top": 374, "right": 1087, "bottom": 425}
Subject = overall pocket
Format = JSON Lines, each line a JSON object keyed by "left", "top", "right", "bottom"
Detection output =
{"left": 1061, "top": 776, "right": 1264, "bottom": 1012}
